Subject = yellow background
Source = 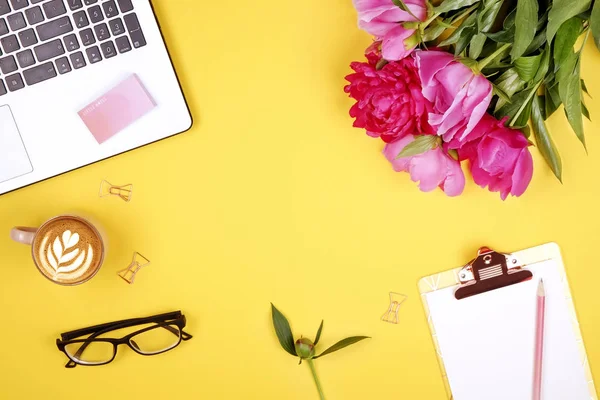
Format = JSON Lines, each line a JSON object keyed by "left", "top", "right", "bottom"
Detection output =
{"left": 0, "top": 0, "right": 598, "bottom": 398}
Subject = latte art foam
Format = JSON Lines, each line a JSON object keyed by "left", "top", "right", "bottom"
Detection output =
{"left": 32, "top": 217, "right": 103, "bottom": 285}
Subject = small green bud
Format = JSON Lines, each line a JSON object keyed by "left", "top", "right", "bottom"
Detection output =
{"left": 295, "top": 338, "right": 315, "bottom": 360}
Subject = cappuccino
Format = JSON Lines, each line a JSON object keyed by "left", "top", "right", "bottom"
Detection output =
{"left": 32, "top": 216, "right": 104, "bottom": 285}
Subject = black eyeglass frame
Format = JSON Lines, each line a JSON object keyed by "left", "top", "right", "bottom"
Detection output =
{"left": 56, "top": 311, "right": 193, "bottom": 368}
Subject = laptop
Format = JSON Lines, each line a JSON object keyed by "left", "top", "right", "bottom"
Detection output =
{"left": 0, "top": 0, "right": 192, "bottom": 196}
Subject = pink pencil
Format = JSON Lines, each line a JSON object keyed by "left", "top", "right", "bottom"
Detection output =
{"left": 533, "top": 279, "right": 546, "bottom": 400}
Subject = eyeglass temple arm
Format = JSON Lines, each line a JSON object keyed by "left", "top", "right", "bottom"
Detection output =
{"left": 60, "top": 311, "right": 183, "bottom": 341}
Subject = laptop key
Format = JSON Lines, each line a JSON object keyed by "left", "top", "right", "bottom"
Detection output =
{"left": 0, "top": 0, "right": 9, "bottom": 17}
{"left": 25, "top": 6, "right": 44, "bottom": 25}
{"left": 79, "top": 27, "right": 94, "bottom": 45}
{"left": 10, "top": 0, "right": 28, "bottom": 10}
{"left": 69, "top": 50, "right": 85, "bottom": 68}
{"left": 0, "top": 54, "right": 17, "bottom": 73}
{"left": 1, "top": 34, "right": 19, "bottom": 53}
{"left": 43, "top": 0, "right": 67, "bottom": 19}
{"left": 23, "top": 61, "right": 57, "bottom": 85}
{"left": 0, "top": 79, "right": 6, "bottom": 96}
{"left": 63, "top": 33, "right": 78, "bottom": 51}
{"left": 7, "top": 12, "right": 26, "bottom": 31}
{"left": 124, "top": 13, "right": 145, "bottom": 48}
{"left": 102, "top": 1, "right": 118, "bottom": 18}
{"left": 0, "top": 18, "right": 8, "bottom": 35}
{"left": 73, "top": 10, "right": 88, "bottom": 28}
{"left": 18, "top": 28, "right": 37, "bottom": 47}
{"left": 94, "top": 22, "right": 109, "bottom": 41}
{"left": 16, "top": 48, "right": 34, "bottom": 67}
{"left": 55, "top": 56, "right": 70, "bottom": 74}
{"left": 108, "top": 18, "right": 124, "bottom": 36}
{"left": 115, "top": 35, "right": 130, "bottom": 53}
{"left": 67, "top": 0, "right": 82, "bottom": 10}
{"left": 34, "top": 38, "right": 64, "bottom": 62}
{"left": 100, "top": 40, "right": 115, "bottom": 58}
{"left": 5, "top": 72, "right": 24, "bottom": 91}
{"left": 116, "top": 0, "right": 132, "bottom": 13}
{"left": 85, "top": 44, "right": 101, "bottom": 63}
{"left": 83, "top": 0, "right": 97, "bottom": 4}
{"left": 30, "top": 0, "right": 44, "bottom": 2}
{"left": 88, "top": 5, "right": 103, "bottom": 23}
{"left": 36, "top": 16, "right": 72, "bottom": 41}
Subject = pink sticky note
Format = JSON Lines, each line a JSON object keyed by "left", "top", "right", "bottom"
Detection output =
{"left": 78, "top": 74, "right": 156, "bottom": 144}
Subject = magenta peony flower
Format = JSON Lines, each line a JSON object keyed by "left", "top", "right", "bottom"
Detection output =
{"left": 345, "top": 49, "right": 433, "bottom": 143}
{"left": 353, "top": 0, "right": 427, "bottom": 61}
{"left": 458, "top": 114, "right": 534, "bottom": 200}
{"left": 415, "top": 50, "right": 492, "bottom": 145}
{"left": 384, "top": 134, "right": 465, "bottom": 196}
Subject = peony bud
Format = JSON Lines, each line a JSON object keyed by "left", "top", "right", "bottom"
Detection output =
{"left": 295, "top": 338, "right": 315, "bottom": 360}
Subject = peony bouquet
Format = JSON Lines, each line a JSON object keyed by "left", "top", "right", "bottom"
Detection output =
{"left": 346, "top": 0, "right": 600, "bottom": 199}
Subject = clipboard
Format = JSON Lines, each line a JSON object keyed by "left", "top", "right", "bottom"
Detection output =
{"left": 419, "top": 243, "right": 597, "bottom": 400}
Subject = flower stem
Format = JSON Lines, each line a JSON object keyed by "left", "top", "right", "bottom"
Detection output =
{"left": 478, "top": 43, "right": 511, "bottom": 70}
{"left": 307, "top": 359, "right": 326, "bottom": 400}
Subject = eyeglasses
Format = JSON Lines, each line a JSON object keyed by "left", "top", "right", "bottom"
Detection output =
{"left": 56, "top": 311, "right": 193, "bottom": 368}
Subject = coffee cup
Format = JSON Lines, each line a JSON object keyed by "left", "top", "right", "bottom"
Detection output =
{"left": 11, "top": 215, "right": 106, "bottom": 286}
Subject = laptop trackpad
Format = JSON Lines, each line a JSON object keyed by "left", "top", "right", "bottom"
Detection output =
{"left": 0, "top": 105, "right": 33, "bottom": 184}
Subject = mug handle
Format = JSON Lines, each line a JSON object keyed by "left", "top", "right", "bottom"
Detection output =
{"left": 10, "top": 227, "right": 38, "bottom": 245}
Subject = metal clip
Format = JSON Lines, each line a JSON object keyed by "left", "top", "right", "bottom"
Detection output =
{"left": 99, "top": 180, "right": 133, "bottom": 202}
{"left": 455, "top": 247, "right": 532, "bottom": 300}
{"left": 117, "top": 252, "right": 151, "bottom": 284}
{"left": 381, "top": 292, "right": 407, "bottom": 324}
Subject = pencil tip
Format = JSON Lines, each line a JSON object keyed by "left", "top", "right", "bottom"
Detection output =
{"left": 537, "top": 279, "right": 545, "bottom": 296}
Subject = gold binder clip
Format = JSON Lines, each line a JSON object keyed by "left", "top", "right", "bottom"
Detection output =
{"left": 381, "top": 292, "right": 407, "bottom": 324}
{"left": 455, "top": 247, "right": 532, "bottom": 300}
{"left": 117, "top": 252, "right": 151, "bottom": 284}
{"left": 99, "top": 180, "right": 133, "bottom": 202}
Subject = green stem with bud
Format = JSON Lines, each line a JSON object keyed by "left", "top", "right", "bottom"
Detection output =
{"left": 307, "top": 359, "right": 326, "bottom": 400}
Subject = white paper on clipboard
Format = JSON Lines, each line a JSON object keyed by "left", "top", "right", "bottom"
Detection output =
{"left": 419, "top": 243, "right": 597, "bottom": 400}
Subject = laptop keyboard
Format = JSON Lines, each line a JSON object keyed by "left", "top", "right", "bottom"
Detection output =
{"left": 0, "top": 0, "right": 147, "bottom": 96}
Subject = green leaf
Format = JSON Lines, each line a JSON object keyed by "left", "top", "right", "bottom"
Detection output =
{"left": 547, "top": 0, "right": 591, "bottom": 43}
{"left": 314, "top": 321, "right": 324, "bottom": 345}
{"left": 533, "top": 47, "right": 551, "bottom": 83}
{"left": 557, "top": 52, "right": 578, "bottom": 105}
{"left": 313, "top": 337, "right": 370, "bottom": 359}
{"left": 563, "top": 58, "right": 586, "bottom": 148}
{"left": 477, "top": 0, "right": 503, "bottom": 32}
{"left": 396, "top": 135, "right": 439, "bottom": 159}
{"left": 545, "top": 84, "right": 562, "bottom": 119}
{"left": 581, "top": 79, "right": 591, "bottom": 97}
{"left": 591, "top": 0, "right": 600, "bottom": 50}
{"left": 435, "top": 0, "right": 480, "bottom": 13}
{"left": 392, "top": 0, "right": 418, "bottom": 19}
{"left": 524, "top": 32, "right": 547, "bottom": 56}
{"left": 583, "top": 101, "right": 591, "bottom": 121}
{"left": 271, "top": 304, "right": 297, "bottom": 357}
{"left": 553, "top": 18, "right": 582, "bottom": 70}
{"left": 511, "top": 0, "right": 538, "bottom": 61}
{"left": 493, "top": 68, "right": 526, "bottom": 111}
{"left": 423, "top": 20, "right": 448, "bottom": 42}
{"left": 532, "top": 96, "right": 563, "bottom": 182}
{"left": 514, "top": 54, "right": 542, "bottom": 82}
{"left": 469, "top": 33, "right": 487, "bottom": 59}
{"left": 493, "top": 83, "right": 511, "bottom": 104}
{"left": 504, "top": 7, "right": 516, "bottom": 29}
{"left": 455, "top": 27, "right": 477, "bottom": 55}
{"left": 439, "top": 13, "right": 477, "bottom": 46}
{"left": 486, "top": 28, "right": 514, "bottom": 43}
{"left": 496, "top": 86, "right": 537, "bottom": 127}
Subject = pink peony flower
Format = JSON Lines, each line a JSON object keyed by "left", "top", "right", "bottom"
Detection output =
{"left": 415, "top": 50, "right": 493, "bottom": 145}
{"left": 384, "top": 134, "right": 466, "bottom": 196}
{"left": 345, "top": 48, "right": 433, "bottom": 143}
{"left": 353, "top": 0, "right": 427, "bottom": 61}
{"left": 458, "top": 114, "right": 534, "bottom": 200}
